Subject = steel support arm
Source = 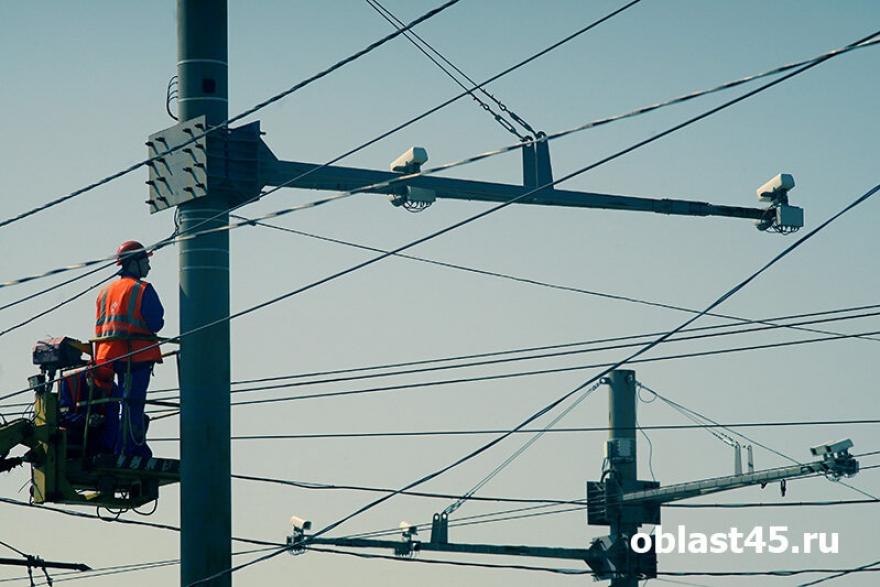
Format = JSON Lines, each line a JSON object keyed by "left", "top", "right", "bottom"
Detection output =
{"left": 623, "top": 456, "right": 857, "bottom": 505}
{"left": 262, "top": 156, "right": 766, "bottom": 221}
{"left": 304, "top": 536, "right": 598, "bottom": 563}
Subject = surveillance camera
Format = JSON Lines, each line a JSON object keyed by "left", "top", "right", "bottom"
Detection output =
{"left": 810, "top": 438, "right": 853, "bottom": 457}
{"left": 289, "top": 515, "right": 312, "bottom": 531}
{"left": 756, "top": 173, "right": 795, "bottom": 203}
{"left": 390, "top": 147, "right": 429, "bottom": 174}
{"left": 399, "top": 521, "right": 418, "bottom": 534}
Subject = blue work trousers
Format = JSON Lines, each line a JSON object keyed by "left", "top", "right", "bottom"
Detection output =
{"left": 102, "top": 362, "right": 153, "bottom": 459}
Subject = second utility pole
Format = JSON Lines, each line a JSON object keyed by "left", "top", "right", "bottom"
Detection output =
{"left": 177, "top": 1, "right": 231, "bottom": 586}
{"left": 606, "top": 370, "right": 638, "bottom": 587}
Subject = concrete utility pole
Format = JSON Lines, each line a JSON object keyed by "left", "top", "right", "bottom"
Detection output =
{"left": 605, "top": 370, "right": 638, "bottom": 587}
{"left": 176, "top": 1, "right": 231, "bottom": 585}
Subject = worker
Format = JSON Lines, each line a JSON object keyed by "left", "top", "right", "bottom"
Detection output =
{"left": 94, "top": 240, "right": 164, "bottom": 459}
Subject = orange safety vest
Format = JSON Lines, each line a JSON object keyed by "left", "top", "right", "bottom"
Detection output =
{"left": 94, "top": 277, "right": 162, "bottom": 364}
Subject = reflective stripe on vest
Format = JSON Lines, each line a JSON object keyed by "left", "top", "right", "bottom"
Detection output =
{"left": 95, "top": 279, "right": 153, "bottom": 339}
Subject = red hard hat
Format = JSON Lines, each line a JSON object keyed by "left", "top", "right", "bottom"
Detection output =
{"left": 116, "top": 240, "right": 152, "bottom": 265}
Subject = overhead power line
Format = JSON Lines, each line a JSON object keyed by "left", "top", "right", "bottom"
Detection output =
{"left": 0, "top": 541, "right": 27, "bottom": 559}
{"left": 0, "top": 302, "right": 868, "bottom": 411}
{"left": 184, "top": 549, "right": 288, "bottom": 587}
{"left": 305, "top": 546, "right": 880, "bottom": 579}
{"left": 206, "top": 294, "right": 880, "bottom": 386}
{"left": 799, "top": 557, "right": 880, "bottom": 586}
{"left": 0, "top": 497, "right": 280, "bottom": 548}
{"left": 0, "top": 0, "right": 464, "bottom": 232}
{"left": 442, "top": 382, "right": 602, "bottom": 517}
{"left": 0, "top": 547, "right": 278, "bottom": 587}
{"left": 230, "top": 467, "right": 880, "bottom": 508}
{"left": 0, "top": 275, "right": 112, "bottom": 339}
{"left": 145, "top": 307, "right": 880, "bottom": 399}
{"left": 236, "top": 216, "right": 880, "bottom": 344}
{"left": 0, "top": 262, "right": 114, "bottom": 313}
{"left": 131, "top": 327, "right": 880, "bottom": 421}
{"left": 141, "top": 328, "right": 880, "bottom": 414}
{"left": 143, "top": 418, "right": 880, "bottom": 443}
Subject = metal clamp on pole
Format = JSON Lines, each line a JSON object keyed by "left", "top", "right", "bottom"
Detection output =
{"left": 430, "top": 512, "right": 449, "bottom": 544}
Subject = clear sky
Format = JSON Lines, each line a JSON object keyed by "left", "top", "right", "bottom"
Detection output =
{"left": 1, "top": 1, "right": 879, "bottom": 585}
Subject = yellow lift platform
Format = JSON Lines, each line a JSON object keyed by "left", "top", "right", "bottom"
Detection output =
{"left": 0, "top": 337, "right": 179, "bottom": 509}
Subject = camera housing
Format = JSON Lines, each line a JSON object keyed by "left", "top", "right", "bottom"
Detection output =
{"left": 390, "top": 147, "right": 429, "bottom": 174}
{"left": 289, "top": 515, "right": 312, "bottom": 531}
{"left": 756, "top": 173, "right": 795, "bottom": 203}
{"left": 810, "top": 438, "right": 853, "bottom": 457}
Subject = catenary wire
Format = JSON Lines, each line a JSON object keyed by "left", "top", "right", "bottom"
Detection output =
{"left": 663, "top": 567, "right": 880, "bottom": 579}
{"left": 654, "top": 579, "right": 713, "bottom": 587}
{"left": 4, "top": 28, "right": 877, "bottom": 411}
{"left": 0, "top": 541, "right": 28, "bottom": 559}
{"left": 228, "top": 465, "right": 880, "bottom": 509}
{"left": 235, "top": 215, "right": 880, "bottom": 347}
{"left": 133, "top": 327, "right": 880, "bottom": 421}
{"left": 6, "top": 28, "right": 876, "bottom": 293}
{"left": 441, "top": 381, "right": 602, "bottom": 516}
{"left": 367, "top": 0, "right": 538, "bottom": 136}
{"left": 639, "top": 381, "right": 880, "bottom": 501}
{"left": 0, "top": 262, "right": 115, "bottom": 312}
{"left": 0, "top": 0, "right": 464, "bottom": 232}
{"left": 184, "top": 548, "right": 288, "bottom": 587}
{"left": 3, "top": 217, "right": 875, "bottom": 370}
{"left": 365, "top": 0, "right": 535, "bottom": 139}
{"left": 345, "top": 502, "right": 587, "bottom": 540}
{"left": 306, "top": 546, "right": 880, "bottom": 579}
{"left": 0, "top": 304, "right": 868, "bottom": 411}
{"left": 0, "top": 548, "right": 276, "bottom": 587}
{"left": 142, "top": 419, "right": 880, "bottom": 443}
{"left": 0, "top": 497, "right": 281, "bottom": 547}
{"left": 798, "top": 558, "right": 880, "bottom": 586}
{"left": 0, "top": 275, "right": 112, "bottom": 339}
{"left": 0, "top": 561, "right": 178, "bottom": 586}
{"left": 144, "top": 328, "right": 880, "bottom": 413}
{"left": 141, "top": 305, "right": 880, "bottom": 401}
{"left": 227, "top": 310, "right": 880, "bottom": 390}
{"left": 232, "top": 474, "right": 583, "bottom": 505}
